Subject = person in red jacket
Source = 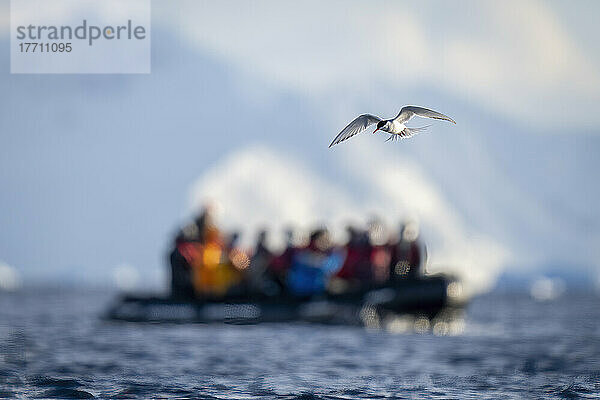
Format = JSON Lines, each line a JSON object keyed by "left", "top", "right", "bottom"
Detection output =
{"left": 367, "top": 218, "right": 391, "bottom": 284}
{"left": 268, "top": 228, "right": 296, "bottom": 291}
{"left": 336, "top": 225, "right": 372, "bottom": 285}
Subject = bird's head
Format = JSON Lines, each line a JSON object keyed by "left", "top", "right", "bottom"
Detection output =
{"left": 373, "top": 120, "right": 386, "bottom": 133}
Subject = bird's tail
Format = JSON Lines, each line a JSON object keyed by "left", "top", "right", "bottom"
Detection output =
{"left": 403, "top": 125, "right": 431, "bottom": 138}
{"left": 385, "top": 125, "right": 433, "bottom": 142}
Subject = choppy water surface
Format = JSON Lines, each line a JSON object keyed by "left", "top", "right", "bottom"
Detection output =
{"left": 1, "top": 289, "right": 599, "bottom": 399}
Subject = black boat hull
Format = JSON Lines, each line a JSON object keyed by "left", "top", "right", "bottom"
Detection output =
{"left": 105, "top": 275, "right": 463, "bottom": 326}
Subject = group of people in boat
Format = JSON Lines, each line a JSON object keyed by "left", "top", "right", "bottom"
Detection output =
{"left": 169, "top": 205, "right": 424, "bottom": 299}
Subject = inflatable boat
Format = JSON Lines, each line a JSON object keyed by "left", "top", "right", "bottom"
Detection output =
{"left": 105, "top": 275, "right": 464, "bottom": 326}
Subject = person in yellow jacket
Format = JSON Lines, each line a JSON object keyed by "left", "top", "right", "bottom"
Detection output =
{"left": 191, "top": 225, "right": 244, "bottom": 298}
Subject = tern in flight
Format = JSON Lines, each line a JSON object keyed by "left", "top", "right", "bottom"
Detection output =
{"left": 328, "top": 106, "right": 455, "bottom": 148}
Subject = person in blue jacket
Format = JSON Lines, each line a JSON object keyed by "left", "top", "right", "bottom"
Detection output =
{"left": 287, "top": 228, "right": 344, "bottom": 296}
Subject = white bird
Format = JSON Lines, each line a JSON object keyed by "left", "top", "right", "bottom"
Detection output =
{"left": 329, "top": 105, "right": 456, "bottom": 148}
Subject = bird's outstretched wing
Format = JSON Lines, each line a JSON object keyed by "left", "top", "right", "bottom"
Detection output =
{"left": 394, "top": 106, "right": 456, "bottom": 124}
{"left": 329, "top": 114, "right": 382, "bottom": 148}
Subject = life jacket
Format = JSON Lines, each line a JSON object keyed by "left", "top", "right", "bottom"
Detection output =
{"left": 188, "top": 236, "right": 242, "bottom": 297}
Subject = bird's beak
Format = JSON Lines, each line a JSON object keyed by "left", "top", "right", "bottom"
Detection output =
{"left": 373, "top": 128, "right": 379, "bottom": 134}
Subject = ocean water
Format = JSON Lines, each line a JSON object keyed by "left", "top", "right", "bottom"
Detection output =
{"left": 1, "top": 289, "right": 599, "bottom": 399}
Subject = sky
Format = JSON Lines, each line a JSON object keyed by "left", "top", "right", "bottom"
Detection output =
{"left": 0, "top": 0, "right": 599, "bottom": 295}
{"left": 153, "top": 0, "right": 600, "bottom": 130}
